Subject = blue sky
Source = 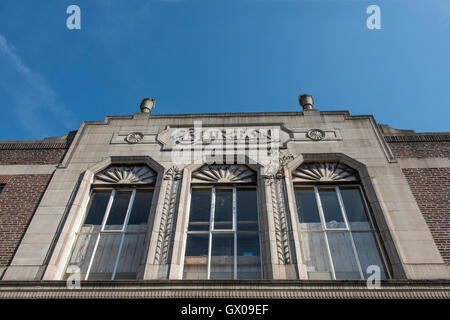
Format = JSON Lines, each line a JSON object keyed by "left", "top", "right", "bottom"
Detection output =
{"left": 0, "top": 0, "right": 449, "bottom": 140}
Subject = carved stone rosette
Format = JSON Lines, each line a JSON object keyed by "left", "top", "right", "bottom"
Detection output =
{"left": 264, "top": 172, "right": 291, "bottom": 265}
{"left": 154, "top": 167, "right": 183, "bottom": 264}
{"left": 306, "top": 129, "right": 325, "bottom": 141}
{"left": 125, "top": 132, "right": 144, "bottom": 144}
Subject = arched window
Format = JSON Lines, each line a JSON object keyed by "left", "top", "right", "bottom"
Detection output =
{"left": 182, "top": 165, "right": 261, "bottom": 280}
{"left": 292, "top": 162, "right": 390, "bottom": 280}
{"left": 64, "top": 165, "right": 157, "bottom": 280}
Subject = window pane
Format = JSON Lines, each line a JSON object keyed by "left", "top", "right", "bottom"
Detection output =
{"left": 294, "top": 188, "right": 322, "bottom": 231}
{"left": 210, "top": 233, "right": 234, "bottom": 279}
{"left": 104, "top": 191, "right": 132, "bottom": 231}
{"left": 214, "top": 189, "right": 233, "bottom": 230}
{"left": 300, "top": 232, "right": 332, "bottom": 280}
{"left": 327, "top": 232, "right": 361, "bottom": 279}
{"left": 183, "top": 234, "right": 209, "bottom": 279}
{"left": 0, "top": 185, "right": 4, "bottom": 194}
{"left": 353, "top": 232, "right": 387, "bottom": 280}
{"left": 88, "top": 234, "right": 122, "bottom": 280}
{"left": 128, "top": 190, "right": 153, "bottom": 230}
{"left": 65, "top": 233, "right": 99, "bottom": 280}
{"left": 84, "top": 191, "right": 111, "bottom": 232}
{"left": 340, "top": 187, "right": 370, "bottom": 231}
{"left": 318, "top": 188, "right": 346, "bottom": 229}
{"left": 237, "top": 234, "right": 261, "bottom": 279}
{"left": 237, "top": 189, "right": 258, "bottom": 231}
{"left": 115, "top": 233, "right": 146, "bottom": 280}
{"left": 188, "top": 190, "right": 211, "bottom": 231}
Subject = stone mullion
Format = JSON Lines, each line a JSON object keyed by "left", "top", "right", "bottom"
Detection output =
{"left": 154, "top": 177, "right": 180, "bottom": 264}
{"left": 275, "top": 178, "right": 291, "bottom": 264}
{"left": 270, "top": 178, "right": 286, "bottom": 264}
{"left": 144, "top": 167, "right": 182, "bottom": 279}
{"left": 266, "top": 176, "right": 291, "bottom": 265}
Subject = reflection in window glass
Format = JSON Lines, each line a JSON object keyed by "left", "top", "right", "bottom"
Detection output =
{"left": 88, "top": 234, "right": 122, "bottom": 280}
{"left": 300, "top": 232, "right": 332, "bottom": 280}
{"left": 0, "top": 185, "right": 5, "bottom": 194}
{"left": 237, "top": 189, "right": 258, "bottom": 231}
{"left": 318, "top": 188, "right": 345, "bottom": 229}
{"left": 188, "top": 190, "right": 211, "bottom": 231}
{"left": 104, "top": 191, "right": 132, "bottom": 231}
{"left": 295, "top": 186, "right": 388, "bottom": 280}
{"left": 84, "top": 191, "right": 111, "bottom": 228}
{"left": 183, "top": 234, "right": 209, "bottom": 279}
{"left": 185, "top": 187, "right": 261, "bottom": 280}
{"left": 128, "top": 190, "right": 153, "bottom": 227}
{"left": 214, "top": 190, "right": 233, "bottom": 229}
{"left": 210, "top": 234, "right": 234, "bottom": 279}
{"left": 115, "top": 233, "right": 146, "bottom": 279}
{"left": 294, "top": 188, "right": 321, "bottom": 230}
{"left": 237, "top": 234, "right": 261, "bottom": 279}
{"left": 340, "top": 188, "right": 370, "bottom": 231}
{"left": 327, "top": 232, "right": 360, "bottom": 280}
{"left": 67, "top": 233, "right": 98, "bottom": 280}
{"left": 352, "top": 232, "right": 386, "bottom": 280}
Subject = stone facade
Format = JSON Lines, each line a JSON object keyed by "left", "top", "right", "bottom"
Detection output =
{"left": 0, "top": 107, "right": 449, "bottom": 298}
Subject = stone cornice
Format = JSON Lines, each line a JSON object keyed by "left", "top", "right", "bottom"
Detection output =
{"left": 0, "top": 280, "right": 449, "bottom": 299}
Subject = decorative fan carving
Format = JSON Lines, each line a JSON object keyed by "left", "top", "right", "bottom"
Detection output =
{"left": 94, "top": 165, "right": 157, "bottom": 184}
{"left": 192, "top": 165, "right": 256, "bottom": 183}
{"left": 293, "top": 162, "right": 359, "bottom": 182}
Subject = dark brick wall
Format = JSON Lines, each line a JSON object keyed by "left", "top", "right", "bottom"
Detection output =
{"left": 0, "top": 135, "right": 75, "bottom": 165}
{"left": 0, "top": 174, "right": 52, "bottom": 267}
{"left": 0, "top": 149, "right": 68, "bottom": 165}
{"left": 388, "top": 142, "right": 450, "bottom": 158}
{"left": 402, "top": 168, "right": 450, "bottom": 264}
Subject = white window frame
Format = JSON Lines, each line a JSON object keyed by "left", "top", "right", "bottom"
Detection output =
{"left": 183, "top": 186, "right": 262, "bottom": 280}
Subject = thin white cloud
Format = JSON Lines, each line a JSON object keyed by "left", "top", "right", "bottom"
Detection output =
{"left": 0, "top": 34, "right": 74, "bottom": 139}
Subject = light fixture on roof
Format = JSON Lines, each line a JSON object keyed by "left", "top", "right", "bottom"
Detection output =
{"left": 299, "top": 94, "right": 314, "bottom": 110}
{"left": 140, "top": 98, "right": 155, "bottom": 113}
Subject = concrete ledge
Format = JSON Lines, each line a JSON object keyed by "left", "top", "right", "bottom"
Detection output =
{"left": 0, "top": 280, "right": 449, "bottom": 299}
{"left": 397, "top": 157, "right": 450, "bottom": 168}
{"left": 0, "top": 165, "right": 57, "bottom": 175}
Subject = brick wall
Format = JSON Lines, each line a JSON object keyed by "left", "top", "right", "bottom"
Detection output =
{"left": 402, "top": 168, "right": 450, "bottom": 264}
{"left": 388, "top": 142, "right": 450, "bottom": 158}
{"left": 385, "top": 135, "right": 450, "bottom": 158}
{"left": 0, "top": 174, "right": 52, "bottom": 266}
{"left": 0, "top": 149, "right": 68, "bottom": 165}
{"left": 0, "top": 141, "right": 72, "bottom": 165}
